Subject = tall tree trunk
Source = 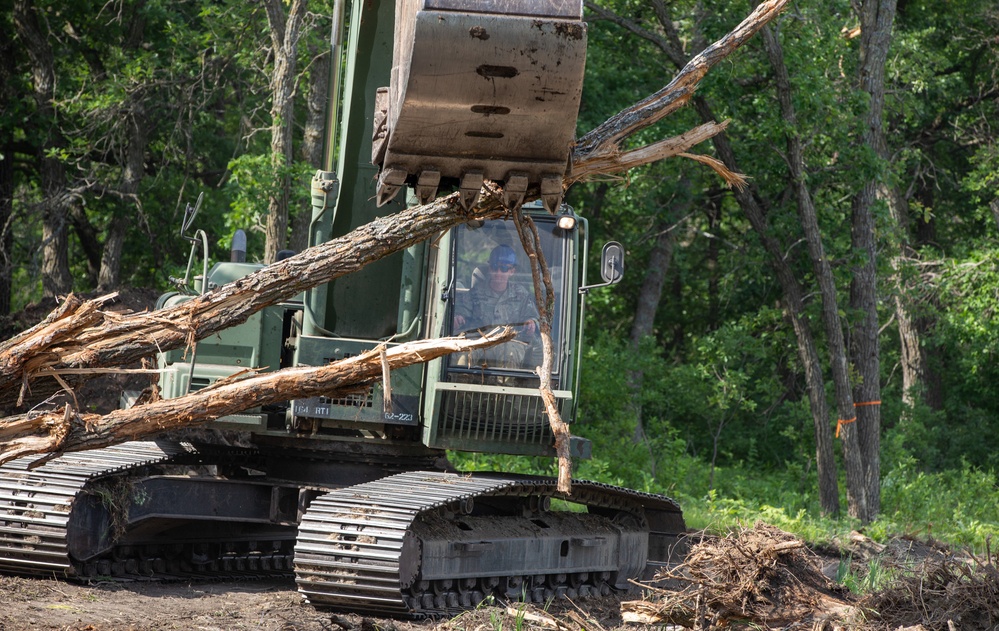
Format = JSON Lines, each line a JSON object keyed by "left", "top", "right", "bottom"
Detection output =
{"left": 705, "top": 194, "right": 721, "bottom": 330}
{"left": 629, "top": 208, "right": 683, "bottom": 349}
{"left": 0, "top": 32, "right": 14, "bottom": 316}
{"left": 263, "top": 0, "right": 307, "bottom": 264}
{"left": 760, "top": 25, "right": 862, "bottom": 515}
{"left": 718, "top": 128, "right": 841, "bottom": 517}
{"left": 627, "top": 183, "right": 687, "bottom": 457}
{"left": 68, "top": 205, "right": 101, "bottom": 285}
{"left": 846, "top": 0, "right": 897, "bottom": 523}
{"left": 15, "top": 0, "right": 72, "bottom": 298}
{"left": 886, "top": 187, "right": 927, "bottom": 412}
{"left": 98, "top": 103, "right": 148, "bottom": 291}
{"left": 97, "top": 214, "right": 128, "bottom": 292}
{"left": 586, "top": 0, "right": 840, "bottom": 515}
{"left": 0, "top": 147, "right": 11, "bottom": 317}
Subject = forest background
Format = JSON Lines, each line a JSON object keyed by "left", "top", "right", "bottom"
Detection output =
{"left": 2, "top": 0, "right": 998, "bottom": 548}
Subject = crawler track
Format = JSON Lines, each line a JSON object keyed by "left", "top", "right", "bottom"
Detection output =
{"left": 0, "top": 442, "right": 188, "bottom": 577}
{"left": 0, "top": 447, "right": 685, "bottom": 616}
{"left": 0, "top": 441, "right": 297, "bottom": 581}
{"left": 294, "top": 471, "right": 685, "bottom": 616}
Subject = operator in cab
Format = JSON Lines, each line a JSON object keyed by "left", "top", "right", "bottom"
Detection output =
{"left": 452, "top": 244, "right": 539, "bottom": 369}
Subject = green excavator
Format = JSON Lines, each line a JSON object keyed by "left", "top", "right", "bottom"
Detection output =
{"left": 0, "top": 0, "right": 686, "bottom": 616}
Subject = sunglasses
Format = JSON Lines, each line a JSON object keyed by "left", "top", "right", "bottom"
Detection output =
{"left": 490, "top": 263, "right": 516, "bottom": 272}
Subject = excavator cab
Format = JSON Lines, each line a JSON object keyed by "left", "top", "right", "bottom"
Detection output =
{"left": 420, "top": 205, "right": 587, "bottom": 458}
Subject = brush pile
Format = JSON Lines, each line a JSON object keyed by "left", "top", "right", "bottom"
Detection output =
{"left": 858, "top": 540, "right": 999, "bottom": 631}
{"left": 622, "top": 522, "right": 852, "bottom": 629}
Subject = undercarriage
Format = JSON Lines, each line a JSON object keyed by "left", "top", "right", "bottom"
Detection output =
{"left": 0, "top": 441, "right": 686, "bottom": 617}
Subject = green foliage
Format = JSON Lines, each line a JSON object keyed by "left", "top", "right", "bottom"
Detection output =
{"left": 876, "top": 456, "right": 999, "bottom": 547}
{"left": 4, "top": 0, "right": 328, "bottom": 302}
{"left": 876, "top": 249, "right": 999, "bottom": 471}
{"left": 225, "top": 156, "right": 313, "bottom": 260}
{"left": 836, "top": 557, "right": 897, "bottom": 595}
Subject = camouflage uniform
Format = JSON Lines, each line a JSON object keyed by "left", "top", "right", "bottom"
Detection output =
{"left": 455, "top": 279, "right": 538, "bottom": 369}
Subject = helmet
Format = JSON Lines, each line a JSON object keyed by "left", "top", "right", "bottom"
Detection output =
{"left": 489, "top": 244, "right": 517, "bottom": 268}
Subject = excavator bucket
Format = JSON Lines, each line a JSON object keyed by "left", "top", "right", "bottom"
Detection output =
{"left": 372, "top": 0, "right": 587, "bottom": 211}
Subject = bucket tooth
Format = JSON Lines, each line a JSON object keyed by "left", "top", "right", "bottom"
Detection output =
{"left": 415, "top": 169, "right": 441, "bottom": 205}
{"left": 540, "top": 174, "right": 564, "bottom": 214}
{"left": 376, "top": 167, "right": 408, "bottom": 207}
{"left": 502, "top": 172, "right": 529, "bottom": 210}
{"left": 459, "top": 171, "right": 484, "bottom": 210}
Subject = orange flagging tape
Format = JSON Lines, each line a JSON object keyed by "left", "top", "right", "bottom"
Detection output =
{"left": 836, "top": 402, "right": 882, "bottom": 438}
{"left": 835, "top": 416, "right": 856, "bottom": 438}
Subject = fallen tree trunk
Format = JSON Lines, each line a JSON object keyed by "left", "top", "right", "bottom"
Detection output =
{"left": 0, "top": 327, "right": 514, "bottom": 465}
{"left": 0, "top": 186, "right": 509, "bottom": 414}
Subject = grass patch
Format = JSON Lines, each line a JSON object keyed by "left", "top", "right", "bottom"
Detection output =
{"left": 451, "top": 449, "right": 999, "bottom": 553}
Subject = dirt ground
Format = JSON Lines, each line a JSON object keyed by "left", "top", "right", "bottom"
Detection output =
{"left": 2, "top": 528, "right": 994, "bottom": 631}
{"left": 0, "top": 575, "right": 634, "bottom": 631}
{"left": 0, "top": 576, "right": 314, "bottom": 631}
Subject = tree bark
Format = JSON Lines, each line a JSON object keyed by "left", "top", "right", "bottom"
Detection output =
{"left": 292, "top": 45, "right": 330, "bottom": 253}
{"left": 98, "top": 102, "right": 148, "bottom": 292}
{"left": 886, "top": 186, "right": 928, "bottom": 412}
{"left": 68, "top": 205, "right": 101, "bottom": 285}
{"left": 846, "top": 0, "right": 897, "bottom": 523}
{"left": 0, "top": 140, "right": 12, "bottom": 318}
{"left": 760, "top": 25, "right": 860, "bottom": 515}
{"left": 0, "top": 34, "right": 15, "bottom": 317}
{"left": 627, "top": 185, "right": 686, "bottom": 457}
{"left": 0, "top": 328, "right": 515, "bottom": 465}
{"left": 513, "top": 213, "right": 571, "bottom": 492}
{"left": 263, "top": 0, "right": 307, "bottom": 264}
{"left": 575, "top": 0, "right": 791, "bottom": 163}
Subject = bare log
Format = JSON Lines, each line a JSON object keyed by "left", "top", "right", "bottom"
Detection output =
{"left": 513, "top": 211, "right": 572, "bottom": 493}
{"left": 574, "top": 0, "right": 791, "bottom": 163}
{"left": 0, "top": 328, "right": 515, "bottom": 465}
{"left": 0, "top": 186, "right": 508, "bottom": 413}
{"left": 569, "top": 120, "right": 733, "bottom": 184}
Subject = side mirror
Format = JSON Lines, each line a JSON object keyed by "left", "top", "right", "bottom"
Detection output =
{"left": 580, "top": 241, "right": 625, "bottom": 294}
{"left": 600, "top": 241, "right": 624, "bottom": 285}
{"left": 169, "top": 192, "right": 210, "bottom": 295}
{"left": 181, "top": 191, "right": 204, "bottom": 238}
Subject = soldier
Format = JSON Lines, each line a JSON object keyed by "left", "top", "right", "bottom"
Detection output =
{"left": 453, "top": 244, "right": 538, "bottom": 368}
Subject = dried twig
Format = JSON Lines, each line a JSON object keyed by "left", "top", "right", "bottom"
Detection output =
{"left": 513, "top": 210, "right": 572, "bottom": 494}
